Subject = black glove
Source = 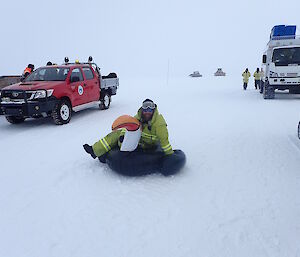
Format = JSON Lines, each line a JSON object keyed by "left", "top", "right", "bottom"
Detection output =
{"left": 83, "top": 144, "right": 97, "bottom": 159}
{"left": 119, "top": 135, "right": 124, "bottom": 143}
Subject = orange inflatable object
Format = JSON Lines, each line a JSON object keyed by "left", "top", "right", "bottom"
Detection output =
{"left": 112, "top": 115, "right": 140, "bottom": 131}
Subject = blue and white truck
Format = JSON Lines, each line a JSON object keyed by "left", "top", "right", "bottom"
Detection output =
{"left": 261, "top": 25, "right": 300, "bottom": 99}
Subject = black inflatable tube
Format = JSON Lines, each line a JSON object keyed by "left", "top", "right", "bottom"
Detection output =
{"left": 102, "top": 149, "right": 186, "bottom": 176}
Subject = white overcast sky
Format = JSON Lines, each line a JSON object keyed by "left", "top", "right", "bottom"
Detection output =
{"left": 1, "top": 0, "right": 299, "bottom": 78}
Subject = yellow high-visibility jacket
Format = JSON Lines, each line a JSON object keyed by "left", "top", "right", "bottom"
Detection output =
{"left": 253, "top": 71, "right": 260, "bottom": 80}
{"left": 242, "top": 71, "right": 251, "bottom": 83}
{"left": 260, "top": 70, "right": 264, "bottom": 80}
{"left": 135, "top": 108, "right": 174, "bottom": 155}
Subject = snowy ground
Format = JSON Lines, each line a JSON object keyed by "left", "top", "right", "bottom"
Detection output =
{"left": 1, "top": 76, "right": 300, "bottom": 257}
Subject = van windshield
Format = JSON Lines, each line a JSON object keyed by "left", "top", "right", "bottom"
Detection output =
{"left": 25, "top": 67, "right": 70, "bottom": 82}
{"left": 272, "top": 47, "right": 300, "bottom": 66}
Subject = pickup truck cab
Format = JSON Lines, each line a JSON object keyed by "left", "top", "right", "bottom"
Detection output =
{"left": 0, "top": 61, "right": 119, "bottom": 125}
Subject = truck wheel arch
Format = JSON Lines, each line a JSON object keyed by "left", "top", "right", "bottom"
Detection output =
{"left": 60, "top": 96, "right": 72, "bottom": 107}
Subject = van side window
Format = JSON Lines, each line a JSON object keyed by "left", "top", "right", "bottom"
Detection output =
{"left": 82, "top": 67, "right": 94, "bottom": 80}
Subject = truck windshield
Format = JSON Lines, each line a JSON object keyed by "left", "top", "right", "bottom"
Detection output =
{"left": 272, "top": 47, "right": 300, "bottom": 66}
{"left": 25, "top": 67, "right": 70, "bottom": 82}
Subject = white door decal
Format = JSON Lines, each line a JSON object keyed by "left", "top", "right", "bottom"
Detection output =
{"left": 78, "top": 85, "right": 84, "bottom": 95}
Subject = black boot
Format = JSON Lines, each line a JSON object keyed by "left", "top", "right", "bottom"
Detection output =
{"left": 98, "top": 153, "right": 108, "bottom": 163}
{"left": 83, "top": 144, "right": 97, "bottom": 159}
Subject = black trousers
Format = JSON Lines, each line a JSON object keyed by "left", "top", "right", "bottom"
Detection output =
{"left": 243, "top": 82, "right": 248, "bottom": 90}
{"left": 259, "top": 80, "right": 264, "bottom": 93}
{"left": 255, "top": 80, "right": 260, "bottom": 89}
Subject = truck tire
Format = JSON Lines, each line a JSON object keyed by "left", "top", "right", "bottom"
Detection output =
{"left": 289, "top": 88, "right": 300, "bottom": 94}
{"left": 5, "top": 116, "right": 25, "bottom": 124}
{"left": 263, "top": 82, "right": 275, "bottom": 99}
{"left": 100, "top": 92, "right": 111, "bottom": 110}
{"left": 51, "top": 99, "right": 72, "bottom": 125}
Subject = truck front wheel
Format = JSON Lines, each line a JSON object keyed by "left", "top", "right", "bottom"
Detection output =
{"left": 5, "top": 116, "right": 25, "bottom": 124}
{"left": 263, "top": 82, "right": 275, "bottom": 99}
{"left": 52, "top": 99, "right": 72, "bottom": 125}
{"left": 289, "top": 88, "right": 300, "bottom": 94}
{"left": 100, "top": 92, "right": 111, "bottom": 110}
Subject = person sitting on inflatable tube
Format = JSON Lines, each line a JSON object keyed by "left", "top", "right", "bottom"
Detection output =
{"left": 83, "top": 99, "right": 186, "bottom": 176}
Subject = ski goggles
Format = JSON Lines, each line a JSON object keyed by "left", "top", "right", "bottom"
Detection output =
{"left": 142, "top": 101, "right": 155, "bottom": 111}
{"left": 142, "top": 107, "right": 154, "bottom": 113}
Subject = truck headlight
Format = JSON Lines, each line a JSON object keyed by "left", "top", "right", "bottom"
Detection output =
{"left": 0, "top": 91, "right": 2, "bottom": 97}
{"left": 33, "top": 89, "right": 54, "bottom": 99}
{"left": 269, "top": 71, "right": 278, "bottom": 78}
{"left": 34, "top": 90, "right": 47, "bottom": 99}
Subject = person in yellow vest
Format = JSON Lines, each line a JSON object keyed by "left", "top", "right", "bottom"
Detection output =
{"left": 83, "top": 99, "right": 173, "bottom": 161}
{"left": 134, "top": 99, "right": 173, "bottom": 155}
{"left": 253, "top": 68, "right": 261, "bottom": 90}
{"left": 242, "top": 68, "right": 251, "bottom": 90}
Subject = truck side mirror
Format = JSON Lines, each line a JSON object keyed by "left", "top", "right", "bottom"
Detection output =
{"left": 70, "top": 76, "right": 80, "bottom": 83}
{"left": 262, "top": 55, "right": 267, "bottom": 64}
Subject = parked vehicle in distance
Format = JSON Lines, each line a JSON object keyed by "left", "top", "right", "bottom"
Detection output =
{"left": 214, "top": 68, "right": 226, "bottom": 76}
{"left": 0, "top": 57, "right": 119, "bottom": 125}
{"left": 189, "top": 71, "right": 202, "bottom": 77}
{"left": 261, "top": 25, "right": 300, "bottom": 99}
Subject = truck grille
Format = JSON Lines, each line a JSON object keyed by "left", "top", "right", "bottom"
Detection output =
{"left": 1, "top": 90, "right": 33, "bottom": 100}
{"left": 287, "top": 73, "right": 298, "bottom": 77}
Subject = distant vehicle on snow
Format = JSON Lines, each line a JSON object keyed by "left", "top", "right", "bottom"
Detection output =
{"left": 189, "top": 71, "right": 202, "bottom": 77}
{"left": 214, "top": 68, "right": 226, "bottom": 76}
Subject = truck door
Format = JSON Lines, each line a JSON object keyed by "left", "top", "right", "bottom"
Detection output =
{"left": 69, "top": 68, "right": 89, "bottom": 106}
{"left": 82, "top": 67, "right": 100, "bottom": 102}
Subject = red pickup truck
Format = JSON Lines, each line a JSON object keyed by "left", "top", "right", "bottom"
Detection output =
{"left": 0, "top": 61, "right": 119, "bottom": 125}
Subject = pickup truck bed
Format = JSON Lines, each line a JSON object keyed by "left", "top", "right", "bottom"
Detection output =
{"left": 101, "top": 73, "right": 118, "bottom": 95}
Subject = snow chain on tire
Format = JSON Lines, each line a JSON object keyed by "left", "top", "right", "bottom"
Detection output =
{"left": 263, "top": 84, "right": 275, "bottom": 99}
{"left": 99, "top": 92, "right": 111, "bottom": 110}
{"left": 51, "top": 99, "right": 72, "bottom": 125}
